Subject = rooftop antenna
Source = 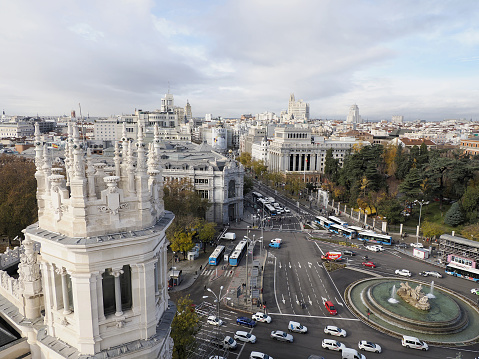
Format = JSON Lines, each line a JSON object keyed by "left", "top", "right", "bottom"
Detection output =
{"left": 168, "top": 81, "right": 170, "bottom": 94}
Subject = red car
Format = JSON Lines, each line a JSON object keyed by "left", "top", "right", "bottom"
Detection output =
{"left": 325, "top": 301, "right": 337, "bottom": 315}
{"left": 362, "top": 261, "right": 376, "bottom": 268}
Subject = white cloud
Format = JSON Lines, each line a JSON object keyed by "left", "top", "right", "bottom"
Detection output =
{"left": 0, "top": 0, "right": 478, "bottom": 120}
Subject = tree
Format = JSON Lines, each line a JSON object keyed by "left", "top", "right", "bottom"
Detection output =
{"left": 444, "top": 202, "right": 465, "bottom": 227}
{"left": 324, "top": 148, "right": 340, "bottom": 182}
{"left": 243, "top": 175, "right": 253, "bottom": 194}
{"left": 163, "top": 178, "right": 211, "bottom": 219}
{"left": 421, "top": 221, "right": 445, "bottom": 239}
{"left": 251, "top": 159, "right": 267, "bottom": 177}
{"left": 461, "top": 184, "right": 479, "bottom": 223}
{"left": 377, "top": 197, "right": 403, "bottom": 224}
{"left": 0, "top": 155, "right": 38, "bottom": 243}
{"left": 169, "top": 231, "right": 195, "bottom": 259}
{"left": 461, "top": 223, "right": 479, "bottom": 242}
{"left": 382, "top": 144, "right": 398, "bottom": 176}
{"left": 195, "top": 219, "right": 216, "bottom": 253}
{"left": 236, "top": 152, "right": 252, "bottom": 169}
{"left": 171, "top": 295, "right": 200, "bottom": 359}
{"left": 398, "top": 167, "right": 424, "bottom": 202}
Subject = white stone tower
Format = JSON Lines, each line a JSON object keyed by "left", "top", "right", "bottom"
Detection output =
{"left": 21, "top": 121, "right": 175, "bottom": 358}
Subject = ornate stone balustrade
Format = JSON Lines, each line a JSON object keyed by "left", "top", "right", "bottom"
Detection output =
{"left": 0, "top": 270, "right": 22, "bottom": 309}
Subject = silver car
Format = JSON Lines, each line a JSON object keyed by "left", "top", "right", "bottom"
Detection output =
{"left": 270, "top": 330, "right": 293, "bottom": 343}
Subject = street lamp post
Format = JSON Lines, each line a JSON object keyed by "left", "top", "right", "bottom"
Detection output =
{"left": 415, "top": 200, "right": 429, "bottom": 245}
{"left": 203, "top": 285, "right": 231, "bottom": 322}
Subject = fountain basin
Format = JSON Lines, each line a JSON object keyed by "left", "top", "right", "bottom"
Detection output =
{"left": 363, "top": 281, "right": 467, "bottom": 333}
{"left": 346, "top": 277, "right": 479, "bottom": 345}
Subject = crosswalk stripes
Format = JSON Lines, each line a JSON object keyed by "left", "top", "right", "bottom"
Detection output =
{"left": 201, "top": 268, "right": 237, "bottom": 277}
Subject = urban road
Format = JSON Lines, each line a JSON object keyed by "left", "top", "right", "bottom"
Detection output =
{"left": 172, "top": 195, "right": 479, "bottom": 359}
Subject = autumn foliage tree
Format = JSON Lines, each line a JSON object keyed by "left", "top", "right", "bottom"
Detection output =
{"left": 0, "top": 155, "right": 38, "bottom": 243}
{"left": 171, "top": 295, "right": 200, "bottom": 359}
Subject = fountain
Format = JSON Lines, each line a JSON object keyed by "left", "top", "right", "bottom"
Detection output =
{"left": 427, "top": 280, "right": 436, "bottom": 299}
{"left": 346, "top": 277, "right": 479, "bottom": 345}
{"left": 388, "top": 284, "right": 399, "bottom": 304}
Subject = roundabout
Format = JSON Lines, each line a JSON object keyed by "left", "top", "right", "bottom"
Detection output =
{"left": 346, "top": 277, "right": 479, "bottom": 345}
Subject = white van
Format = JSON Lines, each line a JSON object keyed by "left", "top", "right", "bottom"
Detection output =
{"left": 288, "top": 320, "right": 307, "bottom": 333}
{"left": 221, "top": 232, "right": 236, "bottom": 240}
{"left": 401, "top": 335, "right": 429, "bottom": 351}
{"left": 341, "top": 348, "right": 366, "bottom": 359}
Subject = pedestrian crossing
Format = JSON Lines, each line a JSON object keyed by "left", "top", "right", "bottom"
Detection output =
{"left": 201, "top": 268, "right": 236, "bottom": 277}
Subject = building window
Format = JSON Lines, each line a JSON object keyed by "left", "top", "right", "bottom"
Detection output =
{"left": 228, "top": 180, "right": 236, "bottom": 198}
{"left": 196, "top": 190, "right": 209, "bottom": 199}
{"left": 102, "top": 265, "right": 132, "bottom": 316}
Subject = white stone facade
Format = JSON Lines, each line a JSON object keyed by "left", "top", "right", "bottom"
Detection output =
{"left": 0, "top": 121, "right": 176, "bottom": 358}
{"left": 267, "top": 127, "right": 368, "bottom": 176}
{"left": 287, "top": 93, "right": 310, "bottom": 121}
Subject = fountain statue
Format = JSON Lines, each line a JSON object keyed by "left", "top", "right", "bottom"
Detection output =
{"left": 397, "top": 282, "right": 430, "bottom": 311}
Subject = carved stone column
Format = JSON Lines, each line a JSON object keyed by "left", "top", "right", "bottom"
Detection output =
{"left": 112, "top": 269, "right": 124, "bottom": 316}
{"left": 18, "top": 237, "right": 42, "bottom": 320}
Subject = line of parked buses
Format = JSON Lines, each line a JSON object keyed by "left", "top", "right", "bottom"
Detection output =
{"left": 314, "top": 215, "right": 393, "bottom": 246}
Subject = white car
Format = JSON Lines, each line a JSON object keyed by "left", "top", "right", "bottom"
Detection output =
{"left": 322, "top": 338, "right": 346, "bottom": 351}
{"left": 358, "top": 340, "right": 382, "bottom": 353}
{"left": 395, "top": 269, "right": 412, "bottom": 277}
{"left": 422, "top": 270, "right": 443, "bottom": 278}
{"left": 284, "top": 207, "right": 291, "bottom": 213}
{"left": 252, "top": 312, "right": 272, "bottom": 323}
{"left": 410, "top": 242, "right": 424, "bottom": 248}
{"left": 234, "top": 330, "right": 257, "bottom": 343}
{"left": 366, "top": 245, "right": 381, "bottom": 252}
{"left": 471, "top": 288, "right": 479, "bottom": 295}
{"left": 324, "top": 325, "right": 347, "bottom": 337}
{"left": 207, "top": 315, "right": 223, "bottom": 326}
{"left": 250, "top": 351, "right": 273, "bottom": 359}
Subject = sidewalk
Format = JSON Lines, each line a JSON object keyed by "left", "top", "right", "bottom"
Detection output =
{"left": 167, "top": 216, "right": 268, "bottom": 314}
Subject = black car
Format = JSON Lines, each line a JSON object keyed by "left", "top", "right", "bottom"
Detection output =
{"left": 343, "top": 250, "right": 356, "bottom": 256}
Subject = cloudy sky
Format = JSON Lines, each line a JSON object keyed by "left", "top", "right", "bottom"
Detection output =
{"left": 1, "top": 0, "right": 478, "bottom": 121}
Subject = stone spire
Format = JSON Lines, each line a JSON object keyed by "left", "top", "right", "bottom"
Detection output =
{"left": 114, "top": 141, "right": 121, "bottom": 177}
{"left": 154, "top": 123, "right": 161, "bottom": 157}
{"left": 72, "top": 124, "right": 85, "bottom": 179}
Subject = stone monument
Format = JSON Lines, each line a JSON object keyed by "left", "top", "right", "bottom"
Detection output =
{"left": 397, "top": 282, "right": 431, "bottom": 310}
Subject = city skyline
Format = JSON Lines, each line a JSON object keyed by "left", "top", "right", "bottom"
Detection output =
{"left": 1, "top": 1, "right": 478, "bottom": 121}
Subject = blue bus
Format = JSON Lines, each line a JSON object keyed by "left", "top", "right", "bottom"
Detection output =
{"left": 315, "top": 216, "right": 333, "bottom": 229}
{"left": 445, "top": 262, "right": 479, "bottom": 282}
{"left": 265, "top": 203, "right": 277, "bottom": 216}
{"left": 229, "top": 240, "right": 247, "bottom": 266}
{"left": 209, "top": 245, "right": 225, "bottom": 266}
{"left": 252, "top": 192, "right": 263, "bottom": 201}
{"left": 329, "top": 224, "right": 357, "bottom": 239}
{"left": 328, "top": 215, "right": 348, "bottom": 227}
{"left": 357, "top": 231, "right": 392, "bottom": 245}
